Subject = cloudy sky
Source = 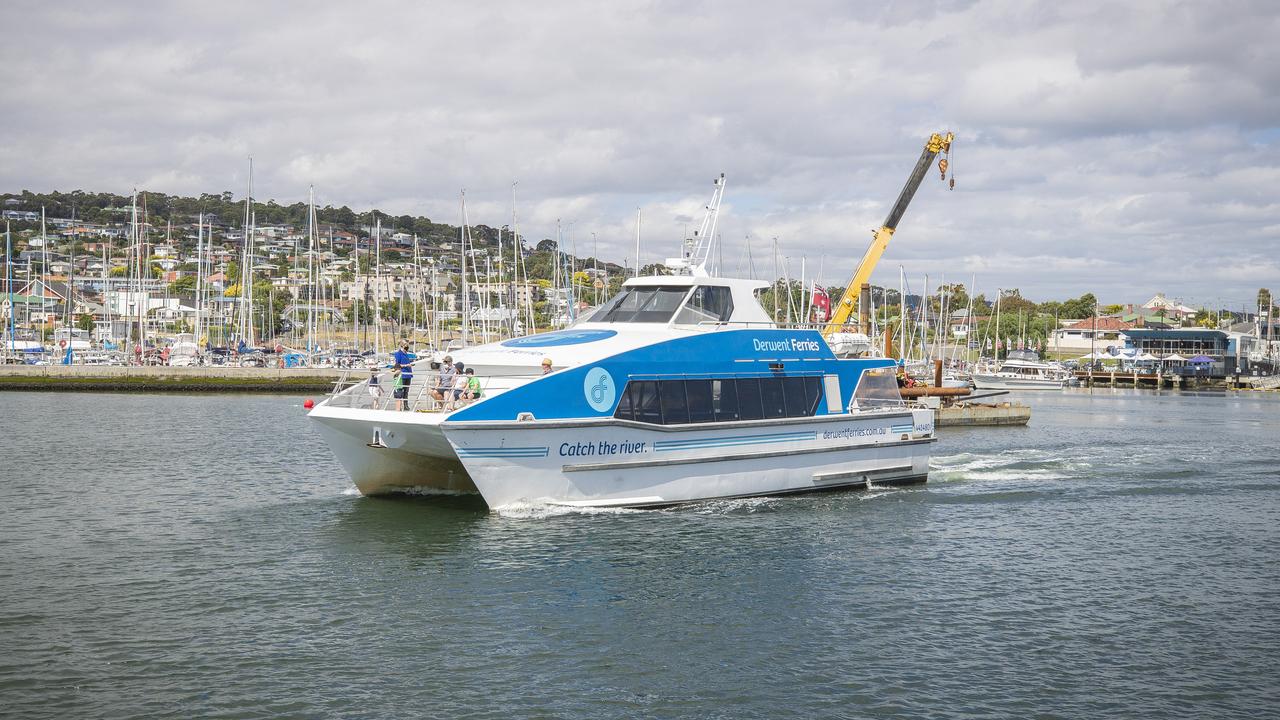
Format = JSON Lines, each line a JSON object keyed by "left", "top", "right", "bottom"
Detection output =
{"left": 2, "top": 0, "right": 1277, "bottom": 307}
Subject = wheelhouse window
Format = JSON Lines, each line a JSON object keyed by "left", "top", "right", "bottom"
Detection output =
{"left": 673, "top": 285, "right": 734, "bottom": 325}
{"left": 614, "top": 376, "right": 823, "bottom": 425}
{"left": 850, "top": 368, "right": 904, "bottom": 410}
{"left": 589, "top": 286, "right": 692, "bottom": 323}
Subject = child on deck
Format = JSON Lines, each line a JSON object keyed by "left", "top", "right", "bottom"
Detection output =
{"left": 463, "top": 368, "right": 481, "bottom": 402}
{"left": 367, "top": 368, "right": 384, "bottom": 408}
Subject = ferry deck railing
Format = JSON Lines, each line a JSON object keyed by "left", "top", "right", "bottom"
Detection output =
{"left": 324, "top": 369, "right": 541, "bottom": 413}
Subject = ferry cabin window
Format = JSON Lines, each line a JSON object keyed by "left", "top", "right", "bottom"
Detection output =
{"left": 736, "top": 378, "right": 764, "bottom": 421}
{"left": 631, "top": 380, "right": 662, "bottom": 424}
{"left": 659, "top": 380, "right": 690, "bottom": 425}
{"left": 685, "top": 380, "right": 714, "bottom": 423}
{"left": 760, "top": 377, "right": 786, "bottom": 419}
{"left": 615, "top": 377, "right": 822, "bottom": 425}
{"left": 711, "top": 379, "right": 738, "bottom": 422}
{"left": 589, "top": 286, "right": 692, "bottom": 323}
{"left": 673, "top": 286, "right": 734, "bottom": 325}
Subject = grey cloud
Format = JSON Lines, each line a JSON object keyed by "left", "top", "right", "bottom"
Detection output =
{"left": 0, "top": 0, "right": 1276, "bottom": 304}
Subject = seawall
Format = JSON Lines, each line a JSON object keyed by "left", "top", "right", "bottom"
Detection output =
{"left": 0, "top": 365, "right": 347, "bottom": 393}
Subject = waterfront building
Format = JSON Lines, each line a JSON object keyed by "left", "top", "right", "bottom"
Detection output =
{"left": 1118, "top": 328, "right": 1265, "bottom": 375}
{"left": 1051, "top": 317, "right": 1133, "bottom": 352}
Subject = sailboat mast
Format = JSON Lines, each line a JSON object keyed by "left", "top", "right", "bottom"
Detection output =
{"left": 195, "top": 213, "right": 204, "bottom": 350}
{"left": 899, "top": 266, "right": 906, "bottom": 362}
{"left": 459, "top": 191, "right": 469, "bottom": 346}
{"left": 374, "top": 216, "right": 382, "bottom": 356}
{"left": 6, "top": 222, "right": 13, "bottom": 355}
{"left": 306, "top": 186, "right": 316, "bottom": 354}
{"left": 240, "top": 158, "right": 253, "bottom": 346}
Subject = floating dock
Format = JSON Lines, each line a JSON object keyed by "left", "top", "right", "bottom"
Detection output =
{"left": 936, "top": 401, "right": 1031, "bottom": 427}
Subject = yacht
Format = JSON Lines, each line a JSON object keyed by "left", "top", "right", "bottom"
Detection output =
{"left": 972, "top": 349, "right": 1071, "bottom": 390}
{"left": 167, "top": 333, "right": 201, "bottom": 366}
{"left": 309, "top": 272, "right": 936, "bottom": 509}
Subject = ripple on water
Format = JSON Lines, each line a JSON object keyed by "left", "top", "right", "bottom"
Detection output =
{"left": 1, "top": 390, "right": 1278, "bottom": 719}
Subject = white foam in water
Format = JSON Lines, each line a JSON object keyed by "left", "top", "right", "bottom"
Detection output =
{"left": 930, "top": 448, "right": 1092, "bottom": 485}
{"left": 492, "top": 501, "right": 643, "bottom": 519}
{"left": 340, "top": 485, "right": 474, "bottom": 498}
{"left": 399, "top": 486, "right": 474, "bottom": 497}
{"left": 687, "top": 496, "right": 780, "bottom": 514}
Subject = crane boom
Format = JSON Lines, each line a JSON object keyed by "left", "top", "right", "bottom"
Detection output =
{"left": 822, "top": 131, "right": 953, "bottom": 338}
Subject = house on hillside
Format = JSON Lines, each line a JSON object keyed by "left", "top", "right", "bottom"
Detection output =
{"left": 948, "top": 309, "right": 973, "bottom": 339}
{"left": 1050, "top": 316, "right": 1134, "bottom": 352}
{"left": 1141, "top": 293, "right": 1197, "bottom": 323}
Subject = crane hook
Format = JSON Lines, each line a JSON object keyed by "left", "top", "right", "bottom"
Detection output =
{"left": 938, "top": 157, "right": 948, "bottom": 180}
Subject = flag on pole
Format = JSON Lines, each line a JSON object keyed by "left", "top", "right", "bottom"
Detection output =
{"left": 810, "top": 287, "right": 831, "bottom": 323}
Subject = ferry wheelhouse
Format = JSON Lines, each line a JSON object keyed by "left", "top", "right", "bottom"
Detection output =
{"left": 309, "top": 273, "right": 936, "bottom": 509}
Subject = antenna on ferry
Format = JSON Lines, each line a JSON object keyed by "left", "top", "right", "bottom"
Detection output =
{"left": 664, "top": 173, "right": 726, "bottom": 276}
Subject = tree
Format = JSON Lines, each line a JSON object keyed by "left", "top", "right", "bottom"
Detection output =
{"left": 76, "top": 313, "right": 94, "bottom": 332}
{"left": 996, "top": 289, "right": 1037, "bottom": 316}
{"left": 1059, "top": 292, "right": 1097, "bottom": 319}
{"left": 937, "top": 283, "right": 968, "bottom": 311}
{"left": 1258, "top": 288, "right": 1273, "bottom": 313}
{"left": 168, "top": 275, "right": 196, "bottom": 295}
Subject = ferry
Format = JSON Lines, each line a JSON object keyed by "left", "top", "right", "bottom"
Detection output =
{"left": 310, "top": 133, "right": 960, "bottom": 510}
{"left": 309, "top": 273, "right": 936, "bottom": 509}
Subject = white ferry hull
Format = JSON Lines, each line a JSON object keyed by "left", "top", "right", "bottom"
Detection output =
{"left": 309, "top": 407, "right": 478, "bottom": 496}
{"left": 442, "top": 409, "right": 935, "bottom": 508}
{"left": 311, "top": 404, "right": 934, "bottom": 508}
{"left": 971, "top": 374, "right": 1067, "bottom": 390}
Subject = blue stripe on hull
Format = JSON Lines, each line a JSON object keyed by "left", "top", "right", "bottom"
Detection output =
{"left": 456, "top": 446, "right": 550, "bottom": 458}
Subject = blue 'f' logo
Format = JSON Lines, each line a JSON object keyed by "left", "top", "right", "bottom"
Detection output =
{"left": 583, "top": 367, "right": 616, "bottom": 412}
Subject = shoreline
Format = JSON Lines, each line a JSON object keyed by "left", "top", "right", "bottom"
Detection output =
{"left": 0, "top": 365, "right": 345, "bottom": 393}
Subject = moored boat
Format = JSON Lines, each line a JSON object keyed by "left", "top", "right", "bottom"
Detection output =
{"left": 972, "top": 350, "right": 1070, "bottom": 390}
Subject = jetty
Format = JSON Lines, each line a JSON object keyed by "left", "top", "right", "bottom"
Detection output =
{"left": 0, "top": 365, "right": 344, "bottom": 392}
{"left": 1074, "top": 370, "right": 1270, "bottom": 390}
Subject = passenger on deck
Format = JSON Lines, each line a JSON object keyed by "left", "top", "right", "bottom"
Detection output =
{"left": 367, "top": 367, "right": 383, "bottom": 408}
{"left": 430, "top": 355, "right": 456, "bottom": 407}
{"left": 393, "top": 341, "right": 415, "bottom": 410}
{"left": 452, "top": 362, "right": 469, "bottom": 404}
{"left": 462, "top": 367, "right": 481, "bottom": 402}
{"left": 541, "top": 357, "right": 553, "bottom": 374}
{"left": 392, "top": 364, "right": 408, "bottom": 411}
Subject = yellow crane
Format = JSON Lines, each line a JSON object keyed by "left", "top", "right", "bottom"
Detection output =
{"left": 821, "top": 131, "right": 954, "bottom": 339}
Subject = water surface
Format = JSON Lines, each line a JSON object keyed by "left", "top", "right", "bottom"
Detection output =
{"left": 1, "top": 390, "right": 1277, "bottom": 718}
